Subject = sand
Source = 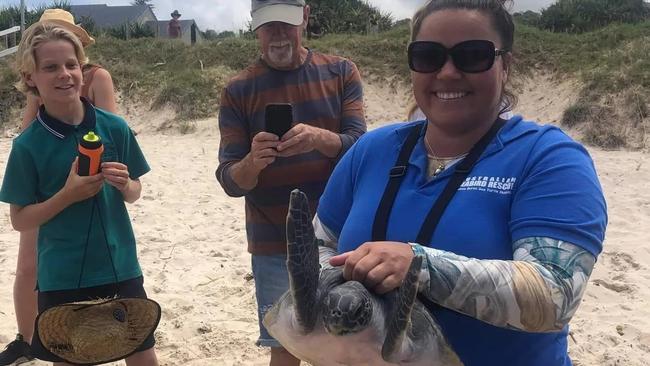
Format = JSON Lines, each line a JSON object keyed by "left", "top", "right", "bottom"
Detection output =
{"left": 0, "top": 77, "right": 648, "bottom": 365}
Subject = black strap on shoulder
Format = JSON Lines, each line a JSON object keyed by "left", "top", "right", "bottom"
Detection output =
{"left": 372, "top": 118, "right": 506, "bottom": 243}
{"left": 371, "top": 122, "right": 424, "bottom": 242}
{"left": 415, "top": 118, "right": 506, "bottom": 244}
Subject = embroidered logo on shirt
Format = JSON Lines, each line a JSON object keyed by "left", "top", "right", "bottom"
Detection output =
{"left": 459, "top": 176, "right": 517, "bottom": 195}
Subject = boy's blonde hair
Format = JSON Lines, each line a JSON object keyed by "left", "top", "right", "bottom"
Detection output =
{"left": 14, "top": 22, "right": 88, "bottom": 96}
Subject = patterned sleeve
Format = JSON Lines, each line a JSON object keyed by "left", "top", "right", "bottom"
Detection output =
{"left": 215, "top": 86, "right": 251, "bottom": 197}
{"left": 411, "top": 238, "right": 595, "bottom": 332}
{"left": 336, "top": 60, "right": 366, "bottom": 159}
{"left": 315, "top": 210, "right": 596, "bottom": 333}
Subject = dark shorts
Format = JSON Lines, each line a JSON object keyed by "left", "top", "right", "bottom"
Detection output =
{"left": 31, "top": 276, "right": 156, "bottom": 363}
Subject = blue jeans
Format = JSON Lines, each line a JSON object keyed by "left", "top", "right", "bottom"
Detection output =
{"left": 251, "top": 254, "right": 290, "bottom": 348}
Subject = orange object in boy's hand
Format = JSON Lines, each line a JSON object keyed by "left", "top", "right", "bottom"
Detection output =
{"left": 63, "top": 157, "right": 104, "bottom": 203}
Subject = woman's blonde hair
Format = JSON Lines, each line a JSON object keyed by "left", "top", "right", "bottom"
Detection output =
{"left": 14, "top": 22, "right": 88, "bottom": 96}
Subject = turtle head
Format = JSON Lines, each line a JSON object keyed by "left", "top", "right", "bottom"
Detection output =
{"left": 322, "top": 281, "right": 373, "bottom": 336}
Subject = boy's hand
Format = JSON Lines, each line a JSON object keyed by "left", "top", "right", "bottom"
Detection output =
{"left": 62, "top": 157, "right": 104, "bottom": 203}
{"left": 101, "top": 162, "right": 131, "bottom": 192}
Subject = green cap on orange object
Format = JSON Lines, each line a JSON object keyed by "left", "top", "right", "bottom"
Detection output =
{"left": 82, "top": 131, "right": 101, "bottom": 143}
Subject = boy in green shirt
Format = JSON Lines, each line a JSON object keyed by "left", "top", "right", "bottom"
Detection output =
{"left": 0, "top": 21, "right": 158, "bottom": 365}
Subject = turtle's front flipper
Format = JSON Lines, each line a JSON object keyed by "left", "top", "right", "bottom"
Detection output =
{"left": 381, "top": 255, "right": 423, "bottom": 362}
{"left": 286, "top": 189, "right": 320, "bottom": 333}
{"left": 381, "top": 255, "right": 463, "bottom": 365}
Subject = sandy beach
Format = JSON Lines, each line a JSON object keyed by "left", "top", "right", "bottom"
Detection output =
{"left": 0, "top": 79, "right": 649, "bottom": 365}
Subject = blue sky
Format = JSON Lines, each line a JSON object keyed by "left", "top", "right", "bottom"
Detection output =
{"left": 6, "top": 0, "right": 557, "bottom": 32}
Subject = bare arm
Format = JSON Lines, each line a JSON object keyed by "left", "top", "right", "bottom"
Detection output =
{"left": 222, "top": 132, "right": 280, "bottom": 192}
{"left": 89, "top": 68, "right": 118, "bottom": 113}
{"left": 313, "top": 127, "right": 343, "bottom": 158}
{"left": 227, "top": 154, "right": 265, "bottom": 191}
{"left": 10, "top": 159, "right": 104, "bottom": 231}
{"left": 120, "top": 178, "right": 142, "bottom": 203}
{"left": 22, "top": 94, "right": 41, "bottom": 129}
{"left": 10, "top": 193, "right": 72, "bottom": 232}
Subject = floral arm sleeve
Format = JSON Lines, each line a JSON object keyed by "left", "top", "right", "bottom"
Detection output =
{"left": 410, "top": 237, "right": 595, "bottom": 332}
{"left": 314, "top": 213, "right": 595, "bottom": 333}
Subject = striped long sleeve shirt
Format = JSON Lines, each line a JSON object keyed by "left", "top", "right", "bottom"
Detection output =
{"left": 216, "top": 50, "right": 366, "bottom": 255}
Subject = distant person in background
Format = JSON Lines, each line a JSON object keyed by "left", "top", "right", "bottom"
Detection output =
{"left": 215, "top": 0, "right": 366, "bottom": 364}
{"left": 306, "top": 15, "right": 322, "bottom": 39}
{"left": 168, "top": 10, "right": 182, "bottom": 39}
{"left": 0, "top": 9, "right": 118, "bottom": 366}
{"left": 368, "top": 16, "right": 379, "bottom": 34}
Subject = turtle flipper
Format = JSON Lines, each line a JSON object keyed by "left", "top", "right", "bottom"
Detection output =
{"left": 381, "top": 255, "right": 463, "bottom": 365}
{"left": 286, "top": 189, "right": 320, "bottom": 333}
{"left": 381, "top": 255, "right": 423, "bottom": 362}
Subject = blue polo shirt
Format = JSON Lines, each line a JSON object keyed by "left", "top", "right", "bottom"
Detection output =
{"left": 0, "top": 98, "right": 150, "bottom": 291}
{"left": 317, "top": 116, "right": 607, "bottom": 366}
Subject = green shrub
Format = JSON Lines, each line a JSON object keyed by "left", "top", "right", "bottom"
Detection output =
{"left": 538, "top": 0, "right": 650, "bottom": 33}
{"left": 624, "top": 89, "right": 649, "bottom": 124}
{"left": 562, "top": 103, "right": 594, "bottom": 128}
{"left": 583, "top": 120, "right": 627, "bottom": 149}
{"left": 0, "top": 58, "right": 23, "bottom": 127}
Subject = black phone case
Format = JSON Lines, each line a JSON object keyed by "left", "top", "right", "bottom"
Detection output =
{"left": 265, "top": 104, "right": 293, "bottom": 137}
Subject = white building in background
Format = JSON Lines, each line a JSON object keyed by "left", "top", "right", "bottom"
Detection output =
{"left": 70, "top": 4, "right": 204, "bottom": 45}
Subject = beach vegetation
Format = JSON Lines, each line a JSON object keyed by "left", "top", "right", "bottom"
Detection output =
{"left": 0, "top": 1, "right": 648, "bottom": 148}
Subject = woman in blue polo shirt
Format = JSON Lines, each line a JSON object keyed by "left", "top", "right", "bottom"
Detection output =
{"left": 315, "top": 0, "right": 607, "bottom": 365}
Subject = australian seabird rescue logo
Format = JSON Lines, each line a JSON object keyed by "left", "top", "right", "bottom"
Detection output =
{"left": 459, "top": 176, "right": 516, "bottom": 195}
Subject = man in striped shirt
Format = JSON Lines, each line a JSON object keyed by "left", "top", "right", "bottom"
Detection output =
{"left": 215, "top": 1, "right": 366, "bottom": 364}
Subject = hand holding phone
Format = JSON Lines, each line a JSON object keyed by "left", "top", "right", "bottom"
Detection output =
{"left": 265, "top": 103, "right": 293, "bottom": 138}
{"left": 249, "top": 132, "right": 280, "bottom": 171}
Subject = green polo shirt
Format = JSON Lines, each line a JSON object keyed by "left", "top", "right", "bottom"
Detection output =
{"left": 0, "top": 98, "right": 150, "bottom": 291}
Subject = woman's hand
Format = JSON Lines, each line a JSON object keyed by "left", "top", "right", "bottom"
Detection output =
{"left": 329, "top": 241, "right": 415, "bottom": 294}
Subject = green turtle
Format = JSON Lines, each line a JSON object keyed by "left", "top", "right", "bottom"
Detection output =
{"left": 263, "top": 190, "right": 463, "bottom": 366}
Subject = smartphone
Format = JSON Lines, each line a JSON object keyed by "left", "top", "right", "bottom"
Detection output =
{"left": 265, "top": 103, "right": 293, "bottom": 138}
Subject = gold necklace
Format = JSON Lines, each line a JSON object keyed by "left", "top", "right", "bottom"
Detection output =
{"left": 424, "top": 137, "right": 468, "bottom": 177}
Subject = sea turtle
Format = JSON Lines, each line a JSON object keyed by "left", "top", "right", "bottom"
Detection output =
{"left": 263, "top": 189, "right": 463, "bottom": 366}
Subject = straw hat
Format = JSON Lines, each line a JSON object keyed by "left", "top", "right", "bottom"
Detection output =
{"left": 36, "top": 298, "right": 161, "bottom": 365}
{"left": 38, "top": 8, "right": 95, "bottom": 47}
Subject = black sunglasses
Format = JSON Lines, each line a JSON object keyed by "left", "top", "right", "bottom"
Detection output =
{"left": 408, "top": 40, "right": 508, "bottom": 74}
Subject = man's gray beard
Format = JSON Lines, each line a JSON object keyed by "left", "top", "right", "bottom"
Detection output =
{"left": 267, "top": 44, "right": 294, "bottom": 68}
